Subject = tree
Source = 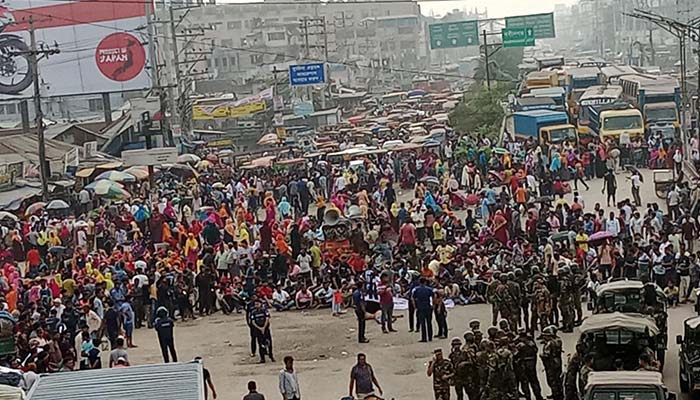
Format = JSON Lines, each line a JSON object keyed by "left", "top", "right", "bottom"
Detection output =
{"left": 449, "top": 83, "right": 510, "bottom": 142}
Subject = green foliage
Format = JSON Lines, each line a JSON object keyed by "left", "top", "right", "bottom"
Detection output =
{"left": 449, "top": 83, "right": 510, "bottom": 142}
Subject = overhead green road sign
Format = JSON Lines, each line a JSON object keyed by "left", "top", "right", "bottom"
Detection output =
{"left": 505, "top": 12, "right": 555, "bottom": 39}
{"left": 429, "top": 20, "right": 479, "bottom": 49}
{"left": 502, "top": 27, "right": 535, "bottom": 47}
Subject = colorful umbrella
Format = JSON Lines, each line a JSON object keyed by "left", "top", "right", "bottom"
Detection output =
{"left": 0, "top": 211, "right": 18, "bottom": 222}
{"left": 46, "top": 199, "right": 69, "bottom": 210}
{"left": 196, "top": 160, "right": 211, "bottom": 170}
{"left": 588, "top": 231, "right": 617, "bottom": 242}
{"left": 124, "top": 166, "right": 149, "bottom": 180}
{"left": 86, "top": 180, "right": 131, "bottom": 200}
{"left": 95, "top": 170, "right": 136, "bottom": 183}
{"left": 493, "top": 147, "right": 509, "bottom": 155}
{"left": 25, "top": 201, "right": 46, "bottom": 216}
{"left": 257, "top": 133, "right": 279, "bottom": 146}
{"left": 177, "top": 154, "right": 200, "bottom": 164}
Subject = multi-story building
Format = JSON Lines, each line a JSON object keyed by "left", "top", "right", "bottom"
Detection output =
{"left": 171, "top": 0, "right": 425, "bottom": 89}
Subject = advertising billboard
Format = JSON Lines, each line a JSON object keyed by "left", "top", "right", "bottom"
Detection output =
{"left": 0, "top": 0, "right": 151, "bottom": 99}
{"left": 191, "top": 87, "right": 273, "bottom": 120}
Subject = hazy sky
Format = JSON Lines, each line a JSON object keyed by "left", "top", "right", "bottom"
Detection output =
{"left": 420, "top": 0, "right": 577, "bottom": 18}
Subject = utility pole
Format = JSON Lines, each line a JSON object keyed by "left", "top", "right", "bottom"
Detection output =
{"left": 169, "top": 5, "right": 182, "bottom": 141}
{"left": 21, "top": 17, "right": 59, "bottom": 201}
{"left": 483, "top": 30, "right": 490, "bottom": 89}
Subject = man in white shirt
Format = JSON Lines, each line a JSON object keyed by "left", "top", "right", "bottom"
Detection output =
{"left": 630, "top": 171, "right": 642, "bottom": 206}
{"left": 296, "top": 250, "right": 313, "bottom": 285}
{"left": 605, "top": 211, "right": 620, "bottom": 236}
{"left": 272, "top": 285, "right": 293, "bottom": 311}
{"left": 668, "top": 186, "right": 681, "bottom": 220}
{"left": 279, "top": 356, "right": 301, "bottom": 400}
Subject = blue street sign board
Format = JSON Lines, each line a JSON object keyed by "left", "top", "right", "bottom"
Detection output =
{"left": 289, "top": 63, "right": 326, "bottom": 86}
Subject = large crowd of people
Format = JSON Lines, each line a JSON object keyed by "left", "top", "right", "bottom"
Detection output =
{"left": 0, "top": 97, "right": 696, "bottom": 399}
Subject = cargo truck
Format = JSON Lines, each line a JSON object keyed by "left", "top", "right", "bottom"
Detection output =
{"left": 619, "top": 74, "right": 681, "bottom": 140}
{"left": 512, "top": 110, "right": 577, "bottom": 145}
{"left": 588, "top": 102, "right": 644, "bottom": 142}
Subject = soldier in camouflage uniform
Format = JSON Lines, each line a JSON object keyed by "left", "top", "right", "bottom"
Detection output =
{"left": 515, "top": 268, "right": 530, "bottom": 331}
{"left": 487, "top": 271, "right": 502, "bottom": 325}
{"left": 450, "top": 337, "right": 469, "bottom": 400}
{"left": 494, "top": 274, "right": 515, "bottom": 328}
{"left": 494, "top": 336, "right": 518, "bottom": 400}
{"left": 469, "top": 319, "right": 483, "bottom": 344}
{"left": 564, "top": 343, "right": 585, "bottom": 400}
{"left": 540, "top": 326, "right": 563, "bottom": 400}
{"left": 462, "top": 332, "right": 481, "bottom": 400}
{"left": 428, "top": 348, "right": 455, "bottom": 400}
{"left": 558, "top": 267, "right": 576, "bottom": 333}
{"left": 571, "top": 264, "right": 585, "bottom": 325}
{"left": 507, "top": 272, "right": 522, "bottom": 329}
{"left": 513, "top": 329, "right": 544, "bottom": 400}
{"left": 476, "top": 339, "right": 491, "bottom": 398}
{"left": 531, "top": 279, "right": 552, "bottom": 333}
{"left": 481, "top": 340, "right": 500, "bottom": 400}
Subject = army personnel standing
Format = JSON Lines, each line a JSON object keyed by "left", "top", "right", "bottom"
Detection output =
{"left": 507, "top": 272, "right": 522, "bottom": 329}
{"left": 494, "top": 274, "right": 515, "bottom": 328}
{"left": 469, "top": 319, "right": 483, "bottom": 344}
{"left": 462, "top": 332, "right": 481, "bottom": 400}
{"left": 494, "top": 336, "right": 518, "bottom": 399}
{"left": 428, "top": 348, "right": 455, "bottom": 400}
{"left": 578, "top": 354, "right": 594, "bottom": 398}
{"left": 487, "top": 271, "right": 502, "bottom": 325}
{"left": 564, "top": 343, "right": 585, "bottom": 400}
{"left": 514, "top": 329, "right": 543, "bottom": 400}
{"left": 531, "top": 279, "right": 552, "bottom": 333}
{"left": 558, "top": 267, "right": 576, "bottom": 333}
{"left": 571, "top": 264, "right": 585, "bottom": 325}
{"left": 515, "top": 269, "right": 530, "bottom": 331}
{"left": 449, "top": 337, "right": 472, "bottom": 400}
{"left": 540, "top": 326, "right": 563, "bottom": 400}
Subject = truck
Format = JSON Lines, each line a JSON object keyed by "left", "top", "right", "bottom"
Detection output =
{"left": 512, "top": 110, "right": 577, "bottom": 145}
{"left": 588, "top": 102, "right": 645, "bottom": 142}
{"left": 619, "top": 74, "right": 681, "bottom": 140}
{"left": 583, "top": 371, "right": 676, "bottom": 400}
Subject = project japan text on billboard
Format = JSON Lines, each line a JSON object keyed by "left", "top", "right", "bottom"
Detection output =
{"left": 0, "top": 0, "right": 151, "bottom": 99}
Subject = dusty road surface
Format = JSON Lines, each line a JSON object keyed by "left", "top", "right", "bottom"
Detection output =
{"left": 126, "top": 170, "right": 694, "bottom": 400}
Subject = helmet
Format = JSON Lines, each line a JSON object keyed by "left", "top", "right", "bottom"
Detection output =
{"left": 531, "top": 266, "right": 540, "bottom": 274}
{"left": 498, "top": 319, "right": 510, "bottom": 330}
{"left": 499, "top": 273, "right": 508, "bottom": 282}
{"left": 493, "top": 271, "right": 502, "bottom": 280}
{"left": 487, "top": 326, "right": 499, "bottom": 337}
{"left": 542, "top": 325, "right": 558, "bottom": 336}
{"left": 559, "top": 266, "right": 570, "bottom": 274}
{"left": 514, "top": 268, "right": 523, "bottom": 277}
{"left": 507, "top": 271, "right": 516, "bottom": 280}
{"left": 463, "top": 332, "right": 475, "bottom": 343}
{"left": 451, "top": 337, "right": 463, "bottom": 346}
{"left": 469, "top": 319, "right": 481, "bottom": 329}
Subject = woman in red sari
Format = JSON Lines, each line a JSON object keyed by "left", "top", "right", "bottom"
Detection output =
{"left": 491, "top": 210, "right": 509, "bottom": 246}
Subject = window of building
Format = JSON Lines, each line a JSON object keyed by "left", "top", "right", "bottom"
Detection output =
{"left": 398, "top": 26, "right": 413, "bottom": 35}
{"left": 250, "top": 54, "right": 263, "bottom": 64}
{"left": 229, "top": 56, "right": 237, "bottom": 67}
{"left": 221, "top": 57, "right": 228, "bottom": 68}
{"left": 283, "top": 17, "right": 298, "bottom": 22}
{"left": 88, "top": 98, "right": 103, "bottom": 112}
{"left": 214, "top": 58, "right": 220, "bottom": 68}
{"left": 265, "top": 18, "right": 279, "bottom": 24}
{"left": 5, "top": 103, "right": 16, "bottom": 114}
{"left": 240, "top": 38, "right": 248, "bottom": 47}
{"left": 221, "top": 39, "right": 234, "bottom": 47}
{"left": 267, "top": 32, "right": 285, "bottom": 41}
{"left": 227, "top": 21, "right": 242, "bottom": 30}
{"left": 400, "top": 40, "right": 414, "bottom": 49}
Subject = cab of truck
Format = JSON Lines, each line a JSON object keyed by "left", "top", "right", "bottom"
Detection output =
{"left": 644, "top": 102, "right": 679, "bottom": 141}
{"left": 589, "top": 105, "right": 645, "bottom": 142}
{"left": 584, "top": 371, "right": 676, "bottom": 400}
{"left": 539, "top": 124, "right": 578, "bottom": 145}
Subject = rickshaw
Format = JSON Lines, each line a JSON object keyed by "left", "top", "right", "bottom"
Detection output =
{"left": 653, "top": 169, "right": 675, "bottom": 199}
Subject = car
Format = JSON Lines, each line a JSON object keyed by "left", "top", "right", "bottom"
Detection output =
{"left": 583, "top": 371, "right": 676, "bottom": 400}
{"left": 677, "top": 316, "right": 700, "bottom": 394}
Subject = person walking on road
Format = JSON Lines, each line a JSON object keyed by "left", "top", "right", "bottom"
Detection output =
{"left": 279, "top": 356, "right": 301, "bottom": 400}
{"left": 353, "top": 283, "right": 369, "bottom": 343}
{"left": 602, "top": 169, "right": 617, "bottom": 207}
{"left": 243, "top": 381, "right": 265, "bottom": 400}
{"left": 349, "top": 353, "right": 383, "bottom": 400}
{"left": 154, "top": 306, "right": 177, "bottom": 363}
{"left": 629, "top": 169, "right": 642, "bottom": 206}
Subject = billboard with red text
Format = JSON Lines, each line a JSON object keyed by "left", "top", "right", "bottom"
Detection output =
{"left": 0, "top": 0, "right": 150, "bottom": 98}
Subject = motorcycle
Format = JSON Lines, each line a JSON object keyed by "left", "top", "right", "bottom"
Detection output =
{"left": 0, "top": 7, "right": 34, "bottom": 94}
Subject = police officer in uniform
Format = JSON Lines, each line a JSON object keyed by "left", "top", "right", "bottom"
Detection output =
{"left": 154, "top": 306, "right": 178, "bottom": 363}
{"left": 540, "top": 326, "right": 563, "bottom": 400}
{"left": 428, "top": 348, "right": 454, "bottom": 400}
{"left": 531, "top": 278, "right": 552, "bottom": 333}
{"left": 514, "top": 329, "right": 543, "bottom": 400}
{"left": 249, "top": 298, "right": 274, "bottom": 363}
